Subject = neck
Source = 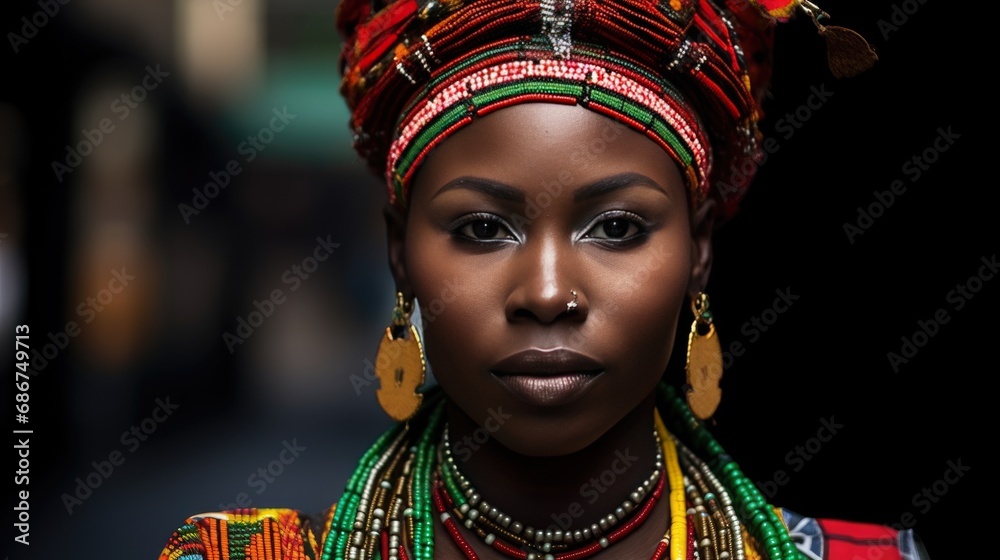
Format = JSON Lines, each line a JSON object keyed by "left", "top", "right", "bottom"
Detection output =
{"left": 443, "top": 393, "right": 660, "bottom": 533}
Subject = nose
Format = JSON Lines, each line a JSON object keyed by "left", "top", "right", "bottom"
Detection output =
{"left": 505, "top": 235, "right": 588, "bottom": 324}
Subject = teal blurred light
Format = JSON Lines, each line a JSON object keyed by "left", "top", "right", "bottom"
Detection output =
{"left": 219, "top": 52, "right": 355, "bottom": 165}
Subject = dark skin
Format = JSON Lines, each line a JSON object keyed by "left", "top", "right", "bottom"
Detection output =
{"left": 385, "top": 103, "right": 716, "bottom": 559}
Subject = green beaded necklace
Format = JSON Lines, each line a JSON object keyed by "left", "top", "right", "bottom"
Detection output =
{"left": 655, "top": 384, "right": 805, "bottom": 560}
{"left": 322, "top": 384, "right": 805, "bottom": 560}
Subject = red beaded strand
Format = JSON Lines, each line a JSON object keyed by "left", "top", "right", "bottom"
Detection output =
{"left": 433, "top": 480, "right": 481, "bottom": 559}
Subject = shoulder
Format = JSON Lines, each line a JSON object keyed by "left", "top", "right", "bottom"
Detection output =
{"left": 158, "top": 506, "right": 336, "bottom": 560}
{"left": 778, "top": 508, "right": 931, "bottom": 560}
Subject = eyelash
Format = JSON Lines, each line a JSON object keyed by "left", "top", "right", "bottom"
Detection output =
{"left": 450, "top": 213, "right": 519, "bottom": 243}
{"left": 580, "top": 210, "right": 650, "bottom": 245}
{"left": 449, "top": 211, "right": 651, "bottom": 245}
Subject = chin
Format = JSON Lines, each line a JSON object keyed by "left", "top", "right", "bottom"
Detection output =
{"left": 494, "top": 417, "right": 610, "bottom": 458}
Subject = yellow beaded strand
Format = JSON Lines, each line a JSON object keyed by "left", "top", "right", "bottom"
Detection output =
{"left": 741, "top": 526, "right": 763, "bottom": 560}
{"left": 654, "top": 410, "right": 687, "bottom": 560}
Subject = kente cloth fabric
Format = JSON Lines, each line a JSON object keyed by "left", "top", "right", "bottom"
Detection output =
{"left": 157, "top": 506, "right": 930, "bottom": 560}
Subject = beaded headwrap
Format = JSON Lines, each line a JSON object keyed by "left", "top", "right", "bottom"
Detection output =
{"left": 336, "top": 0, "right": 874, "bottom": 221}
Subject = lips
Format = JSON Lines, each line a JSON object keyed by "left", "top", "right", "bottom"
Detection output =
{"left": 491, "top": 348, "right": 605, "bottom": 406}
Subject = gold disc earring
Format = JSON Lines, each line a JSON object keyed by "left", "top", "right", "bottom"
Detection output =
{"left": 685, "top": 292, "right": 724, "bottom": 420}
{"left": 374, "top": 292, "right": 427, "bottom": 422}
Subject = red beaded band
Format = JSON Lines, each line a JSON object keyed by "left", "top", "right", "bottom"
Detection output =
{"left": 387, "top": 57, "right": 711, "bottom": 208}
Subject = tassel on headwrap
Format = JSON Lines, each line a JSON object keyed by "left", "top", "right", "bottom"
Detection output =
{"left": 747, "top": 0, "right": 878, "bottom": 78}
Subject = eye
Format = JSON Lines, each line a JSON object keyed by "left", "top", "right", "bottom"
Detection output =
{"left": 583, "top": 211, "right": 648, "bottom": 241}
{"left": 451, "top": 213, "right": 517, "bottom": 242}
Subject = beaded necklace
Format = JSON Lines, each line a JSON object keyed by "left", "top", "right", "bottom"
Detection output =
{"left": 322, "top": 384, "right": 805, "bottom": 560}
{"left": 434, "top": 424, "right": 666, "bottom": 560}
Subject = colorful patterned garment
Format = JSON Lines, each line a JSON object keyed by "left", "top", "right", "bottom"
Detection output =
{"left": 157, "top": 385, "right": 931, "bottom": 560}
{"left": 157, "top": 506, "right": 930, "bottom": 560}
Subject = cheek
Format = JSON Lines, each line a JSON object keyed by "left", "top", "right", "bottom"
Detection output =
{"left": 403, "top": 223, "right": 492, "bottom": 375}
{"left": 594, "top": 234, "right": 691, "bottom": 373}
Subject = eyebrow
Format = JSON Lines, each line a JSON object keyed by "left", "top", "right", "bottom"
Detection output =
{"left": 431, "top": 172, "right": 669, "bottom": 203}
{"left": 572, "top": 172, "right": 669, "bottom": 202}
{"left": 433, "top": 177, "right": 525, "bottom": 202}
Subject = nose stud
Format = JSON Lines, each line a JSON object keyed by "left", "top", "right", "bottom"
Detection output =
{"left": 566, "top": 290, "right": 578, "bottom": 312}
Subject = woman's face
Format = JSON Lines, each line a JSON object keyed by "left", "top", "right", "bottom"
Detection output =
{"left": 389, "top": 103, "right": 713, "bottom": 456}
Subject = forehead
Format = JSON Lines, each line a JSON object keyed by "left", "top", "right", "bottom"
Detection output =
{"left": 410, "top": 103, "right": 685, "bottom": 198}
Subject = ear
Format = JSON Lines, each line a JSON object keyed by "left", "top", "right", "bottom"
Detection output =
{"left": 384, "top": 201, "right": 412, "bottom": 297}
{"left": 687, "top": 198, "right": 716, "bottom": 297}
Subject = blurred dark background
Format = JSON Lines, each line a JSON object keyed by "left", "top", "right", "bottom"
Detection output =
{"left": 1, "top": 0, "right": 987, "bottom": 558}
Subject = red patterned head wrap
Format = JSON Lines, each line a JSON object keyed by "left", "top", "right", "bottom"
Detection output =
{"left": 336, "top": 0, "right": 790, "bottom": 221}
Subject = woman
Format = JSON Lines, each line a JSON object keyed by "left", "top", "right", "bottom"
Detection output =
{"left": 159, "top": 0, "right": 929, "bottom": 558}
